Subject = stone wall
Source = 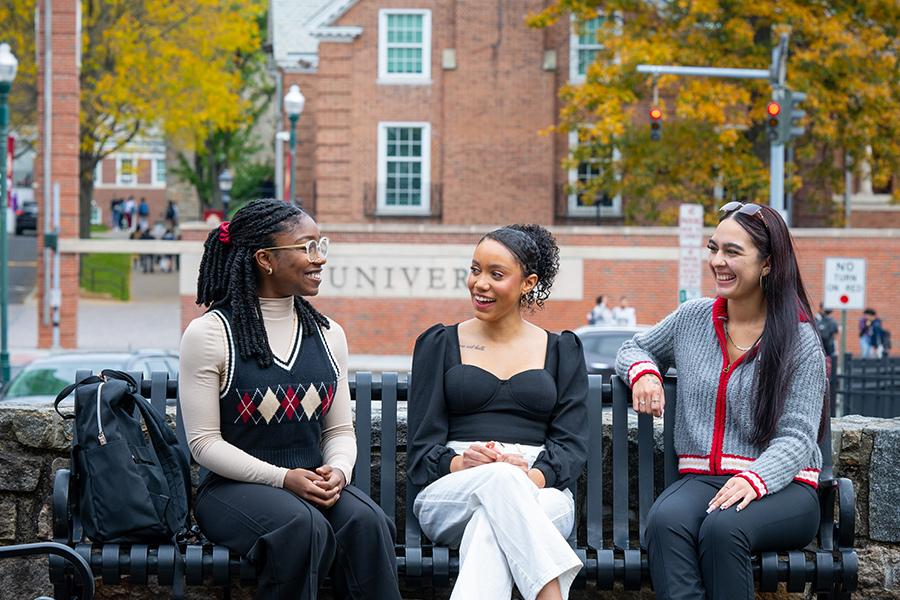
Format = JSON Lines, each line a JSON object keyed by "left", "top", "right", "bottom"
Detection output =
{"left": 1, "top": 403, "right": 898, "bottom": 599}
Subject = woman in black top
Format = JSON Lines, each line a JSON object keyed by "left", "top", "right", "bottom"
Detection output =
{"left": 408, "top": 224, "right": 589, "bottom": 600}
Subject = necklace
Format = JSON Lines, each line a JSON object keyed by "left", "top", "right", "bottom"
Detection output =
{"left": 724, "top": 322, "right": 759, "bottom": 352}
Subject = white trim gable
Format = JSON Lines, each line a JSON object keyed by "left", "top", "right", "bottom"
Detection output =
{"left": 307, "top": 0, "right": 362, "bottom": 43}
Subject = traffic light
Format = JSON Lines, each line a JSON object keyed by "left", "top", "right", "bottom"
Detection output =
{"left": 766, "top": 100, "right": 782, "bottom": 143}
{"left": 782, "top": 90, "right": 806, "bottom": 142}
{"left": 649, "top": 107, "right": 662, "bottom": 141}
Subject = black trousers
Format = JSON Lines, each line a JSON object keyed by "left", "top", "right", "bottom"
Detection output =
{"left": 645, "top": 474, "right": 819, "bottom": 600}
{"left": 195, "top": 476, "right": 401, "bottom": 600}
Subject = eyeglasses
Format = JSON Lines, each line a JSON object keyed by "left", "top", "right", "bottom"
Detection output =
{"left": 259, "top": 237, "right": 330, "bottom": 261}
{"left": 719, "top": 202, "right": 768, "bottom": 230}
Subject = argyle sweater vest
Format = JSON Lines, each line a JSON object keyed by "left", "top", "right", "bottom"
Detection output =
{"left": 210, "top": 307, "right": 340, "bottom": 471}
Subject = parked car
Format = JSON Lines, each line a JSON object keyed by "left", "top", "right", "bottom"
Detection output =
{"left": 0, "top": 350, "right": 178, "bottom": 406}
{"left": 574, "top": 325, "right": 647, "bottom": 375}
{"left": 14, "top": 199, "right": 38, "bottom": 235}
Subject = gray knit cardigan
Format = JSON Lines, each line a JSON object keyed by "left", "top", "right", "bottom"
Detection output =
{"left": 615, "top": 297, "right": 826, "bottom": 497}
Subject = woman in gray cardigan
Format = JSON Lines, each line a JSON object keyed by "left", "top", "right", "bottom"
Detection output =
{"left": 616, "top": 202, "right": 827, "bottom": 600}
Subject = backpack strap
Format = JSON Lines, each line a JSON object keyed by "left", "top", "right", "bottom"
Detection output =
{"left": 131, "top": 394, "right": 192, "bottom": 534}
{"left": 53, "top": 375, "right": 103, "bottom": 419}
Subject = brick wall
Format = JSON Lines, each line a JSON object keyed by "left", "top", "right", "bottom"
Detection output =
{"left": 284, "top": 1, "right": 574, "bottom": 226}
{"left": 34, "top": 0, "right": 80, "bottom": 348}
{"left": 179, "top": 222, "right": 900, "bottom": 357}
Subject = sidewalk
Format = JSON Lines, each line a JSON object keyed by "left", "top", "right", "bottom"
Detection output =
{"left": 10, "top": 269, "right": 183, "bottom": 361}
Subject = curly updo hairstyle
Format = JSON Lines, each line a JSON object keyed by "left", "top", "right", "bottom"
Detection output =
{"left": 196, "top": 198, "right": 330, "bottom": 368}
{"left": 481, "top": 224, "right": 560, "bottom": 310}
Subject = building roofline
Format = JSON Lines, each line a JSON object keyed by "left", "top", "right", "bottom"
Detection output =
{"left": 308, "top": 0, "right": 362, "bottom": 41}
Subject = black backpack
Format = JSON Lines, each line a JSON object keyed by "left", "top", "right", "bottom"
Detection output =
{"left": 54, "top": 370, "right": 191, "bottom": 543}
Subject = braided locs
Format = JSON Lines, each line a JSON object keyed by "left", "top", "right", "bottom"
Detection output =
{"left": 196, "top": 198, "right": 330, "bottom": 368}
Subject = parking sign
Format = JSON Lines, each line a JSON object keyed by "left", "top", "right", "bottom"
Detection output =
{"left": 824, "top": 258, "right": 866, "bottom": 310}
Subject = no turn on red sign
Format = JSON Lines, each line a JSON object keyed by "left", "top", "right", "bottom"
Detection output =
{"left": 824, "top": 258, "right": 866, "bottom": 311}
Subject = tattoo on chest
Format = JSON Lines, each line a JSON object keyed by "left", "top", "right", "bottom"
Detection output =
{"left": 459, "top": 344, "right": 486, "bottom": 351}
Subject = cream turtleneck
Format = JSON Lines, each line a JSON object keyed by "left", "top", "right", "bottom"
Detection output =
{"left": 179, "top": 296, "right": 356, "bottom": 488}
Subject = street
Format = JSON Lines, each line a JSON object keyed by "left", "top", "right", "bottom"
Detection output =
{"left": 8, "top": 232, "right": 38, "bottom": 304}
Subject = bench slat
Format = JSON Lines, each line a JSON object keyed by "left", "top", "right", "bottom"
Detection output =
{"left": 585, "top": 374, "right": 604, "bottom": 551}
{"left": 354, "top": 372, "right": 373, "bottom": 496}
{"left": 380, "top": 372, "right": 398, "bottom": 522}
{"left": 637, "top": 412, "right": 654, "bottom": 547}
{"left": 611, "top": 376, "right": 630, "bottom": 550}
{"left": 663, "top": 379, "right": 678, "bottom": 487}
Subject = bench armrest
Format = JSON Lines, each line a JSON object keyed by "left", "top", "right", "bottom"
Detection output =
{"left": 834, "top": 477, "right": 856, "bottom": 548}
{"left": 52, "top": 468, "right": 73, "bottom": 543}
{"left": 817, "top": 477, "right": 856, "bottom": 551}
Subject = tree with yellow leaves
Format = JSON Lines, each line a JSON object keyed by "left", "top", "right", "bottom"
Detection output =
{"left": 4, "top": 0, "right": 266, "bottom": 236}
{"left": 529, "top": 1, "right": 900, "bottom": 225}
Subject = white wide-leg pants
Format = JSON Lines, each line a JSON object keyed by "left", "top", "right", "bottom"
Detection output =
{"left": 413, "top": 452, "right": 582, "bottom": 600}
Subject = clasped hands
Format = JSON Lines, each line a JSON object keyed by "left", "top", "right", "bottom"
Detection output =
{"left": 451, "top": 442, "right": 546, "bottom": 488}
{"left": 283, "top": 464, "right": 346, "bottom": 508}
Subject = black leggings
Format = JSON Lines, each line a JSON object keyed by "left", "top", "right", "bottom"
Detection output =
{"left": 645, "top": 474, "right": 819, "bottom": 600}
{"left": 194, "top": 476, "right": 401, "bottom": 600}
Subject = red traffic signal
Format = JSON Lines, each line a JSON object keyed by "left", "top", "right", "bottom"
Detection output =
{"left": 766, "top": 101, "right": 781, "bottom": 117}
{"left": 649, "top": 107, "right": 662, "bottom": 141}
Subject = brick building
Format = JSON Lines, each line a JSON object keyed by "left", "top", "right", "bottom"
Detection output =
{"left": 92, "top": 136, "right": 169, "bottom": 227}
{"left": 270, "top": 0, "right": 620, "bottom": 226}
{"left": 175, "top": 0, "right": 900, "bottom": 357}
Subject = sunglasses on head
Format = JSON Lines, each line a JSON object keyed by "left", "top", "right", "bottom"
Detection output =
{"left": 719, "top": 202, "right": 768, "bottom": 229}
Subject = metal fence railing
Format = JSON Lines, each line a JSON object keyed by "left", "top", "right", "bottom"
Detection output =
{"left": 834, "top": 354, "right": 900, "bottom": 418}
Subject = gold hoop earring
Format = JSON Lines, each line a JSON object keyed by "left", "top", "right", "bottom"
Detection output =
{"left": 267, "top": 267, "right": 273, "bottom": 275}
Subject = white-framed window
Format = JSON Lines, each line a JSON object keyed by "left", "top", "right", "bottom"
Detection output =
{"left": 93, "top": 161, "right": 103, "bottom": 185}
{"left": 117, "top": 156, "right": 135, "bottom": 186}
{"left": 570, "top": 16, "right": 604, "bottom": 83}
{"left": 153, "top": 158, "right": 166, "bottom": 185}
{"left": 378, "top": 9, "right": 432, "bottom": 84}
{"left": 377, "top": 122, "right": 431, "bottom": 215}
{"left": 567, "top": 131, "right": 622, "bottom": 217}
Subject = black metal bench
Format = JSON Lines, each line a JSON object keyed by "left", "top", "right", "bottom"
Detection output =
{"left": 49, "top": 371, "right": 857, "bottom": 598}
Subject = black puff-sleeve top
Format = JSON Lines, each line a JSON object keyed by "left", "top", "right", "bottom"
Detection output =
{"left": 407, "top": 324, "right": 589, "bottom": 491}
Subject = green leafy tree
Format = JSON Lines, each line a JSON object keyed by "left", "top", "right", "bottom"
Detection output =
{"left": 529, "top": 1, "right": 900, "bottom": 225}
{"left": 170, "top": 40, "right": 274, "bottom": 218}
{"left": 3, "top": 0, "right": 266, "bottom": 237}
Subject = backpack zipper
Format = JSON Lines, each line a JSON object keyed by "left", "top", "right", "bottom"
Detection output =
{"left": 96, "top": 382, "right": 107, "bottom": 445}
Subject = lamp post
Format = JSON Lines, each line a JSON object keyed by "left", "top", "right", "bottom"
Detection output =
{"left": 218, "top": 168, "right": 233, "bottom": 218}
{"left": 0, "top": 43, "right": 18, "bottom": 383}
{"left": 283, "top": 84, "right": 305, "bottom": 203}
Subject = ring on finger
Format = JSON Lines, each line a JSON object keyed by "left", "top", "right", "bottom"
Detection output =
{"left": 639, "top": 400, "right": 646, "bottom": 406}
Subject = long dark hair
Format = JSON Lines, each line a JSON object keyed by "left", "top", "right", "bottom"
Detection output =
{"left": 481, "top": 224, "right": 560, "bottom": 310}
{"left": 196, "top": 199, "right": 329, "bottom": 368}
{"left": 721, "top": 205, "right": 827, "bottom": 444}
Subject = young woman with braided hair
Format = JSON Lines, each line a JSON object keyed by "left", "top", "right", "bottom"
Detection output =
{"left": 408, "top": 225, "right": 589, "bottom": 600}
{"left": 179, "top": 199, "right": 400, "bottom": 600}
{"left": 617, "top": 203, "right": 826, "bottom": 599}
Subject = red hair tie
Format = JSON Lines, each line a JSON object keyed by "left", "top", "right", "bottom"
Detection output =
{"left": 218, "top": 221, "right": 231, "bottom": 244}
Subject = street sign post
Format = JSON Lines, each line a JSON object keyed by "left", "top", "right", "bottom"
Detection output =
{"left": 678, "top": 204, "right": 704, "bottom": 303}
{"left": 824, "top": 257, "right": 867, "bottom": 371}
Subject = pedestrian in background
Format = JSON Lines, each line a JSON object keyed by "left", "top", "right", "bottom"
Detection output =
{"left": 612, "top": 295, "right": 637, "bottom": 326}
{"left": 618, "top": 202, "right": 826, "bottom": 599}
{"left": 586, "top": 295, "right": 613, "bottom": 325}
{"left": 859, "top": 308, "right": 883, "bottom": 358}
{"left": 816, "top": 304, "right": 839, "bottom": 361}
